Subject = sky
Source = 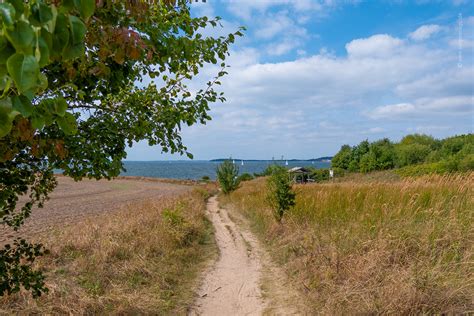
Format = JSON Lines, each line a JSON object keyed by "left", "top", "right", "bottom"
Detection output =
{"left": 126, "top": 0, "right": 474, "bottom": 161}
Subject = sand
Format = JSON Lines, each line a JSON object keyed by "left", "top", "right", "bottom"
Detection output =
{"left": 190, "top": 196, "right": 304, "bottom": 315}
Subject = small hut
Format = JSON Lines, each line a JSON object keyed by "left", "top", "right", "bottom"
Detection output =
{"left": 288, "top": 167, "right": 311, "bottom": 184}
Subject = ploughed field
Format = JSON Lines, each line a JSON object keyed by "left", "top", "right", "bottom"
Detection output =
{"left": 1, "top": 176, "right": 193, "bottom": 244}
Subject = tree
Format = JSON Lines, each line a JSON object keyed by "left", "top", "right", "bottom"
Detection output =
{"left": 349, "top": 140, "right": 369, "bottom": 172}
{"left": 395, "top": 143, "right": 431, "bottom": 167}
{"left": 266, "top": 166, "right": 295, "bottom": 222}
{"left": 369, "top": 138, "right": 395, "bottom": 170}
{"left": 331, "top": 144, "right": 352, "bottom": 170}
{"left": 0, "top": 0, "right": 242, "bottom": 297}
{"left": 216, "top": 160, "right": 239, "bottom": 194}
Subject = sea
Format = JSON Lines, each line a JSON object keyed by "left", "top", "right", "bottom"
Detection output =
{"left": 121, "top": 160, "right": 331, "bottom": 180}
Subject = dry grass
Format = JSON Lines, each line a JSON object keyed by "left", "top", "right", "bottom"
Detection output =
{"left": 220, "top": 173, "right": 474, "bottom": 314}
{"left": 0, "top": 184, "right": 217, "bottom": 315}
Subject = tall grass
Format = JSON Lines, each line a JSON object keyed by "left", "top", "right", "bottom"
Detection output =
{"left": 0, "top": 185, "right": 217, "bottom": 314}
{"left": 220, "top": 174, "right": 474, "bottom": 314}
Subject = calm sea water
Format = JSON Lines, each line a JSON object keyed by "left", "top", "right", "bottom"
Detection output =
{"left": 121, "top": 160, "right": 331, "bottom": 180}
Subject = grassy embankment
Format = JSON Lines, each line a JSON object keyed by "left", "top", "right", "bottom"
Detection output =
{"left": 220, "top": 173, "right": 473, "bottom": 314}
{"left": 0, "top": 185, "right": 217, "bottom": 314}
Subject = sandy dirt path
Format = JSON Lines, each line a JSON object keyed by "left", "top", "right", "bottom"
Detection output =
{"left": 190, "top": 196, "right": 303, "bottom": 315}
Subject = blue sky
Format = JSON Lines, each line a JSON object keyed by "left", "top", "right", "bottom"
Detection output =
{"left": 126, "top": 0, "right": 473, "bottom": 160}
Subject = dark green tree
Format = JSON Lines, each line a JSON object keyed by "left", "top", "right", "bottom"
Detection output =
{"left": 216, "top": 160, "right": 240, "bottom": 194}
{"left": 0, "top": 0, "right": 242, "bottom": 297}
{"left": 266, "top": 166, "right": 295, "bottom": 222}
{"left": 349, "top": 140, "right": 370, "bottom": 171}
{"left": 331, "top": 144, "right": 352, "bottom": 170}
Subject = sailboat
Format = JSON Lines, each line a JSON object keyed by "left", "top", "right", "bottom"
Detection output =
{"left": 232, "top": 159, "right": 235, "bottom": 164}
{"left": 241, "top": 160, "right": 244, "bottom": 166}
{"left": 285, "top": 160, "right": 288, "bottom": 166}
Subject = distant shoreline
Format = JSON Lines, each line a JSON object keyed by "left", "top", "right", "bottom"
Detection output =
{"left": 123, "top": 157, "right": 332, "bottom": 163}
{"left": 209, "top": 157, "right": 333, "bottom": 162}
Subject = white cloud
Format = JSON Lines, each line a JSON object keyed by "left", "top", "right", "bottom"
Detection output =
{"left": 225, "top": 0, "right": 328, "bottom": 21}
{"left": 346, "top": 34, "right": 404, "bottom": 57}
{"left": 409, "top": 24, "right": 442, "bottom": 41}
{"left": 368, "top": 103, "right": 416, "bottom": 119}
{"left": 368, "top": 96, "right": 472, "bottom": 119}
{"left": 255, "top": 11, "right": 307, "bottom": 40}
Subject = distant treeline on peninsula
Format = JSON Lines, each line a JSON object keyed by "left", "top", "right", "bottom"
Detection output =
{"left": 210, "top": 157, "right": 332, "bottom": 162}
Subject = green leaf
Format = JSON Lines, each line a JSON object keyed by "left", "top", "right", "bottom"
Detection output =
{"left": 12, "top": 95, "right": 33, "bottom": 117}
{"left": 69, "top": 15, "right": 86, "bottom": 45}
{"left": 0, "top": 3, "right": 15, "bottom": 28}
{"left": 63, "top": 16, "right": 86, "bottom": 59}
{"left": 40, "top": 29, "right": 53, "bottom": 53}
{"left": 52, "top": 14, "right": 69, "bottom": 55}
{"left": 30, "top": 113, "right": 45, "bottom": 130}
{"left": 6, "top": 53, "right": 40, "bottom": 94}
{"left": 32, "top": 3, "right": 53, "bottom": 25}
{"left": 56, "top": 112, "right": 77, "bottom": 135}
{"left": 63, "top": 42, "right": 84, "bottom": 60}
{"left": 38, "top": 72, "right": 48, "bottom": 90}
{"left": 60, "top": 0, "right": 75, "bottom": 11}
{"left": 5, "top": 0, "right": 23, "bottom": 18}
{"left": 37, "top": 36, "right": 50, "bottom": 67}
{"left": 74, "top": 0, "right": 95, "bottom": 20}
{"left": 5, "top": 20, "right": 35, "bottom": 53}
{"left": 55, "top": 98, "right": 68, "bottom": 117}
{"left": 0, "top": 97, "right": 13, "bottom": 138}
{"left": 0, "top": 65, "right": 8, "bottom": 90}
{"left": 0, "top": 42, "right": 15, "bottom": 65}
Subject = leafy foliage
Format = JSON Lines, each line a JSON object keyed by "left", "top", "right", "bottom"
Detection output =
{"left": 253, "top": 164, "right": 284, "bottom": 177}
{"left": 0, "top": 0, "right": 242, "bottom": 297}
{"left": 332, "top": 134, "right": 473, "bottom": 175}
{"left": 237, "top": 172, "right": 254, "bottom": 182}
{"left": 216, "top": 159, "right": 239, "bottom": 194}
{"left": 309, "top": 168, "right": 329, "bottom": 182}
{"left": 266, "top": 165, "right": 295, "bottom": 222}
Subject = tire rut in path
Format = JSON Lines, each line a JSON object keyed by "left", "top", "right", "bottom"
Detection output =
{"left": 190, "top": 196, "right": 302, "bottom": 315}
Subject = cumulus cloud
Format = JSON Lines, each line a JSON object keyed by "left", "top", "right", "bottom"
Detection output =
{"left": 346, "top": 34, "right": 404, "bottom": 57}
{"left": 408, "top": 24, "right": 442, "bottom": 41}
{"left": 368, "top": 96, "right": 472, "bottom": 119}
{"left": 225, "top": 0, "right": 328, "bottom": 20}
{"left": 368, "top": 103, "right": 416, "bottom": 119}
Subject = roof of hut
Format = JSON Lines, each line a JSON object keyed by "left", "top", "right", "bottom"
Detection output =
{"left": 288, "top": 167, "right": 311, "bottom": 173}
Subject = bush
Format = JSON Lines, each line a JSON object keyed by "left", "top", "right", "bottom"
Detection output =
{"left": 310, "top": 168, "right": 330, "bottom": 182}
{"left": 216, "top": 160, "right": 239, "bottom": 194}
{"left": 266, "top": 166, "right": 295, "bottom": 222}
{"left": 237, "top": 173, "right": 254, "bottom": 182}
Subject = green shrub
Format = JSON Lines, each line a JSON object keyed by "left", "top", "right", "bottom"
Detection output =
{"left": 395, "top": 162, "right": 445, "bottom": 177}
{"left": 216, "top": 160, "right": 239, "bottom": 194}
{"left": 310, "top": 168, "right": 330, "bottom": 182}
{"left": 266, "top": 166, "right": 295, "bottom": 222}
{"left": 237, "top": 173, "right": 254, "bottom": 182}
{"left": 459, "top": 154, "right": 474, "bottom": 171}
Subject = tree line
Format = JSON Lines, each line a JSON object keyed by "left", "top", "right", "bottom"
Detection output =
{"left": 331, "top": 134, "right": 474, "bottom": 174}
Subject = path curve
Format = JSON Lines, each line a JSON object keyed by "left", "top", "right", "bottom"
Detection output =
{"left": 190, "top": 196, "right": 303, "bottom": 315}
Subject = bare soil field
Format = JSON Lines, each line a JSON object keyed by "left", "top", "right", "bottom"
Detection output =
{"left": 1, "top": 176, "right": 193, "bottom": 244}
